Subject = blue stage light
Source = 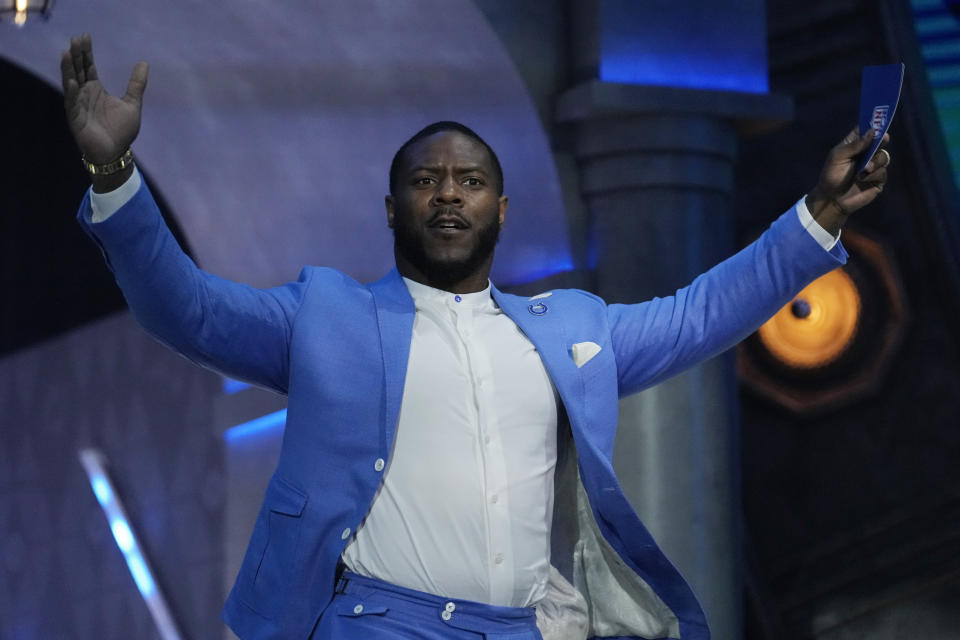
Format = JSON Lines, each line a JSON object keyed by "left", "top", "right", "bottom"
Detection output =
{"left": 508, "top": 258, "right": 576, "bottom": 286}
{"left": 78, "top": 449, "right": 183, "bottom": 640}
{"left": 600, "top": 57, "right": 768, "bottom": 94}
{"left": 222, "top": 377, "right": 251, "bottom": 395}
{"left": 110, "top": 518, "right": 135, "bottom": 553}
{"left": 596, "top": 1, "right": 768, "bottom": 94}
{"left": 126, "top": 555, "right": 156, "bottom": 597}
{"left": 916, "top": 14, "right": 958, "bottom": 36}
{"left": 912, "top": 0, "right": 960, "bottom": 197}
{"left": 91, "top": 476, "right": 112, "bottom": 507}
{"left": 223, "top": 408, "right": 288, "bottom": 441}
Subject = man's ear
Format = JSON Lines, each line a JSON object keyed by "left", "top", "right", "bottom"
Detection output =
{"left": 385, "top": 195, "right": 395, "bottom": 228}
{"left": 498, "top": 194, "right": 508, "bottom": 226}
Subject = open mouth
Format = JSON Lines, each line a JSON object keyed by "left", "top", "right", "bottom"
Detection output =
{"left": 430, "top": 220, "right": 468, "bottom": 229}
{"left": 428, "top": 213, "right": 469, "bottom": 233}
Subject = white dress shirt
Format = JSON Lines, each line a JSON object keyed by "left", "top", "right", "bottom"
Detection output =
{"left": 342, "top": 278, "right": 559, "bottom": 607}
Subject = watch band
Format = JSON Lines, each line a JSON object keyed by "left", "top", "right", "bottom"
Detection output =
{"left": 81, "top": 148, "right": 134, "bottom": 176}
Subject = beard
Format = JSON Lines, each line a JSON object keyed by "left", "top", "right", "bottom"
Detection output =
{"left": 392, "top": 206, "right": 501, "bottom": 289}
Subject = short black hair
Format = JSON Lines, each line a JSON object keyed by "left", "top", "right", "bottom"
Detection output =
{"left": 389, "top": 121, "right": 503, "bottom": 196}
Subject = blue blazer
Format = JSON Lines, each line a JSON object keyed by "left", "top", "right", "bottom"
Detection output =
{"left": 78, "top": 182, "right": 845, "bottom": 640}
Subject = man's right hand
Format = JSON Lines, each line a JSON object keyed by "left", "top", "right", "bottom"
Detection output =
{"left": 61, "top": 34, "right": 148, "bottom": 192}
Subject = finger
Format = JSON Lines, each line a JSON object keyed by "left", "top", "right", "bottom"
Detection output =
{"left": 833, "top": 126, "right": 876, "bottom": 161}
{"left": 70, "top": 35, "right": 86, "bottom": 85}
{"left": 842, "top": 190, "right": 880, "bottom": 214}
{"left": 81, "top": 33, "right": 98, "bottom": 82}
{"left": 841, "top": 127, "right": 859, "bottom": 145}
{"left": 844, "top": 174, "right": 886, "bottom": 212}
{"left": 841, "top": 168, "right": 887, "bottom": 212}
{"left": 60, "top": 49, "right": 76, "bottom": 95}
{"left": 860, "top": 146, "right": 893, "bottom": 176}
{"left": 60, "top": 50, "right": 82, "bottom": 124}
{"left": 856, "top": 166, "right": 888, "bottom": 191}
{"left": 874, "top": 148, "right": 891, "bottom": 171}
{"left": 123, "top": 61, "right": 149, "bottom": 106}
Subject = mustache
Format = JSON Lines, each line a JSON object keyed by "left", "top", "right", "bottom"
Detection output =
{"left": 427, "top": 206, "right": 470, "bottom": 227}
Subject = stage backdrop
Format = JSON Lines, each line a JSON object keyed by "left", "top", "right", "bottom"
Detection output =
{"left": 0, "top": 0, "right": 571, "bottom": 288}
{"left": 0, "top": 2, "right": 570, "bottom": 638}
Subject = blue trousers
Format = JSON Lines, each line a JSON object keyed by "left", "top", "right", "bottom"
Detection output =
{"left": 311, "top": 572, "right": 544, "bottom": 639}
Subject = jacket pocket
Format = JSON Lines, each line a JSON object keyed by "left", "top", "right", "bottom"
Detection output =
{"left": 237, "top": 474, "right": 308, "bottom": 619}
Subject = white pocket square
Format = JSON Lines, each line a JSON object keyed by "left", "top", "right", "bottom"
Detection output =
{"left": 571, "top": 341, "right": 601, "bottom": 368}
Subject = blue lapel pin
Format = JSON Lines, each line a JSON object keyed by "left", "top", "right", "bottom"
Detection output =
{"left": 528, "top": 302, "right": 548, "bottom": 316}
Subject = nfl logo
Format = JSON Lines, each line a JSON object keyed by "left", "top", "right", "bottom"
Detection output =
{"left": 872, "top": 105, "right": 890, "bottom": 131}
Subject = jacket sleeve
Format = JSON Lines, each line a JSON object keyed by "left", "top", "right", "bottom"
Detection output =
{"left": 76, "top": 179, "right": 309, "bottom": 394}
{"left": 607, "top": 202, "right": 848, "bottom": 398}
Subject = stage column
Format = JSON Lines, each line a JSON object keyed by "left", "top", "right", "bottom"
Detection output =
{"left": 557, "top": 73, "right": 790, "bottom": 640}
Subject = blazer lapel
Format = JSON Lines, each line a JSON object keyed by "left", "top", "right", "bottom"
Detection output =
{"left": 492, "top": 285, "right": 584, "bottom": 423}
{"left": 368, "top": 269, "right": 415, "bottom": 452}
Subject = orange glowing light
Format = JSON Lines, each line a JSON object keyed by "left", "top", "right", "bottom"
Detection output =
{"left": 757, "top": 268, "right": 861, "bottom": 368}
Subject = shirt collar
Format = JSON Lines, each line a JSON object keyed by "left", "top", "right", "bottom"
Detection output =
{"left": 402, "top": 277, "right": 494, "bottom": 310}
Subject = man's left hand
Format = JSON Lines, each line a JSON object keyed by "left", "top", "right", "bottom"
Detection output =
{"left": 805, "top": 127, "right": 891, "bottom": 236}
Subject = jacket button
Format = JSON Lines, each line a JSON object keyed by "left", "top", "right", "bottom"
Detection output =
{"left": 374, "top": 458, "right": 385, "bottom": 472}
{"left": 353, "top": 604, "right": 363, "bottom": 614}
{"left": 445, "top": 601, "right": 456, "bottom": 612}
{"left": 441, "top": 610, "right": 452, "bottom": 621}
{"left": 341, "top": 527, "right": 351, "bottom": 540}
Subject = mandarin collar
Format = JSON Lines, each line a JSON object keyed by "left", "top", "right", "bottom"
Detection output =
{"left": 401, "top": 277, "right": 495, "bottom": 310}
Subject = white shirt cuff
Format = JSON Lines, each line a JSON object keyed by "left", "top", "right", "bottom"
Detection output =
{"left": 90, "top": 167, "right": 143, "bottom": 223}
{"left": 797, "top": 195, "right": 840, "bottom": 251}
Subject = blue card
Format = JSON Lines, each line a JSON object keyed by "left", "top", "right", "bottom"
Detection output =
{"left": 858, "top": 63, "right": 904, "bottom": 172}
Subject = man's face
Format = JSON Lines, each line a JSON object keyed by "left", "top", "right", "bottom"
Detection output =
{"left": 387, "top": 131, "right": 508, "bottom": 288}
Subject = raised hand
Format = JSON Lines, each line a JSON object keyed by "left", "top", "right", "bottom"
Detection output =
{"left": 61, "top": 34, "right": 148, "bottom": 167}
{"left": 805, "top": 127, "right": 891, "bottom": 235}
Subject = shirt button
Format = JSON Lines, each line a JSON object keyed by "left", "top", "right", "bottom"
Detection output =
{"left": 494, "top": 553, "right": 504, "bottom": 565}
{"left": 353, "top": 604, "right": 363, "bottom": 614}
{"left": 341, "top": 527, "right": 351, "bottom": 540}
{"left": 484, "top": 435, "right": 491, "bottom": 445}
{"left": 441, "top": 610, "right": 452, "bottom": 621}
{"left": 374, "top": 458, "right": 385, "bottom": 472}
{"left": 490, "top": 494, "right": 498, "bottom": 504}
{"left": 445, "top": 602, "right": 456, "bottom": 613}
{"left": 454, "top": 295, "right": 462, "bottom": 303}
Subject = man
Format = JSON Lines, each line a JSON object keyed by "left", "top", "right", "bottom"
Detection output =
{"left": 62, "top": 33, "right": 888, "bottom": 640}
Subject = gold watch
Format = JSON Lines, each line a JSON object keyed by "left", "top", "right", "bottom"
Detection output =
{"left": 81, "top": 149, "right": 134, "bottom": 176}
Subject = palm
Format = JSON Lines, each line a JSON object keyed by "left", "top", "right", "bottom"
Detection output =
{"left": 67, "top": 81, "right": 141, "bottom": 163}
{"left": 823, "top": 154, "right": 873, "bottom": 211}
{"left": 61, "top": 34, "right": 148, "bottom": 164}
